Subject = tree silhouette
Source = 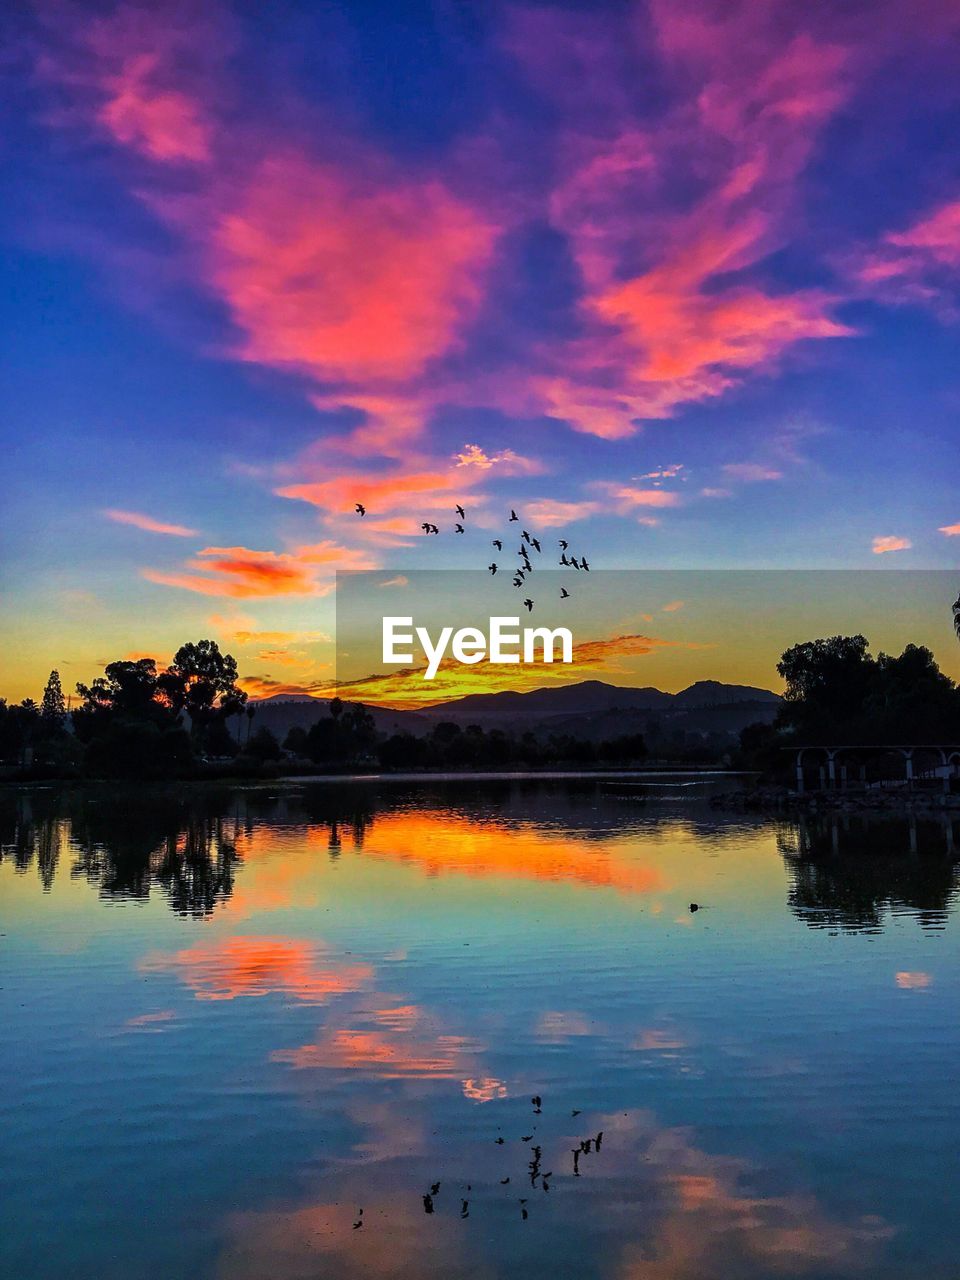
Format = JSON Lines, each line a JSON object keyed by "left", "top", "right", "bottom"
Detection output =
{"left": 953, "top": 589, "right": 960, "bottom": 641}
{"left": 40, "top": 670, "right": 66, "bottom": 728}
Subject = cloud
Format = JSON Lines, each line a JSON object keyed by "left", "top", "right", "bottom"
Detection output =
{"left": 453, "top": 444, "right": 543, "bottom": 474}
{"left": 722, "top": 463, "right": 784, "bottom": 482}
{"left": 700, "top": 487, "right": 733, "bottom": 499}
{"left": 872, "top": 535, "right": 911, "bottom": 554}
{"left": 377, "top": 575, "right": 408, "bottom": 588}
{"left": 522, "top": 499, "right": 600, "bottom": 527}
{"left": 938, "top": 522, "right": 960, "bottom": 536}
{"left": 143, "top": 541, "right": 374, "bottom": 598}
{"left": 103, "top": 508, "right": 198, "bottom": 536}
{"left": 595, "top": 484, "right": 682, "bottom": 510}
{"left": 852, "top": 197, "right": 960, "bottom": 314}
{"left": 661, "top": 600, "right": 685, "bottom": 612}
{"left": 895, "top": 971, "right": 933, "bottom": 989}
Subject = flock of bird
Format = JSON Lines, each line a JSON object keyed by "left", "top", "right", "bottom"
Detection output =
{"left": 349, "top": 1093, "right": 605, "bottom": 1232}
{"left": 355, "top": 502, "right": 592, "bottom": 610}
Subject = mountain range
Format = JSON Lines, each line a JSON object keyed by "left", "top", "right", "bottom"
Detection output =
{"left": 248, "top": 679, "right": 781, "bottom": 746}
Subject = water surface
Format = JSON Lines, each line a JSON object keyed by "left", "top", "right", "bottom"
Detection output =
{"left": 1, "top": 779, "right": 958, "bottom": 1279}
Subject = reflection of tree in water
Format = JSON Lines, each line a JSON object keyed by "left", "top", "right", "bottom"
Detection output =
{"left": 778, "top": 815, "right": 960, "bottom": 932}
{"left": 1, "top": 788, "right": 262, "bottom": 916}
{"left": 299, "top": 787, "right": 376, "bottom": 854}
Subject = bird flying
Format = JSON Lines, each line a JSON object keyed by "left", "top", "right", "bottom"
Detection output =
{"left": 492, "top": 539, "right": 502, "bottom": 550}
{"left": 488, "top": 563, "right": 498, "bottom": 574}
{"left": 456, "top": 504, "right": 465, "bottom": 518}
{"left": 523, "top": 599, "right": 533, "bottom": 612}
{"left": 355, "top": 503, "right": 366, "bottom": 517}
{"left": 560, "top": 587, "right": 569, "bottom": 598}
{"left": 509, "top": 509, "right": 518, "bottom": 521}
{"left": 455, "top": 523, "right": 464, "bottom": 533}
{"left": 559, "top": 539, "right": 568, "bottom": 550}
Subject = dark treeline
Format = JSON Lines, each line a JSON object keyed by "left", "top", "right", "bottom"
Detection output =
{"left": 738, "top": 634, "right": 960, "bottom": 775}
{"left": 0, "top": 643, "right": 649, "bottom": 779}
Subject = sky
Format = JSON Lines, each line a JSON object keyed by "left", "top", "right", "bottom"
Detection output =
{"left": 2, "top": 0, "right": 960, "bottom": 703}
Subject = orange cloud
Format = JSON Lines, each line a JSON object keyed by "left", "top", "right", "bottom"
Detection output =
{"left": 597, "top": 484, "right": 682, "bottom": 509}
{"left": 143, "top": 542, "right": 373, "bottom": 598}
{"left": 103, "top": 508, "right": 198, "bottom": 536}
{"left": 140, "top": 935, "right": 373, "bottom": 1003}
{"left": 938, "top": 522, "right": 960, "bottom": 536}
{"left": 872, "top": 535, "right": 911, "bottom": 554}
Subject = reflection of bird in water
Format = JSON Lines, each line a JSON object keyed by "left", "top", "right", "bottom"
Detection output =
{"left": 353, "top": 1209, "right": 363, "bottom": 1229}
{"left": 488, "top": 563, "right": 498, "bottom": 575}
{"left": 456, "top": 504, "right": 465, "bottom": 519}
{"left": 532, "top": 1095, "right": 542, "bottom": 1113}
{"left": 523, "top": 598, "right": 534, "bottom": 612}
{"left": 595, "top": 1131, "right": 604, "bottom": 1151}
{"left": 521, "top": 1133, "right": 534, "bottom": 1142}
{"left": 423, "top": 1194, "right": 434, "bottom": 1214}
{"left": 492, "top": 539, "right": 502, "bottom": 551}
{"left": 560, "top": 587, "right": 569, "bottom": 599}
{"left": 460, "top": 1199, "right": 469, "bottom": 1219}
{"left": 580, "top": 1138, "right": 592, "bottom": 1154}
{"left": 509, "top": 509, "right": 519, "bottom": 522}
{"left": 519, "top": 1199, "right": 529, "bottom": 1221}
{"left": 571, "top": 1109, "right": 581, "bottom": 1116}
{"left": 431, "top": 1182, "right": 441, "bottom": 1195}
{"left": 500, "top": 1177, "right": 510, "bottom": 1184}
{"left": 494, "top": 1137, "right": 505, "bottom": 1145}
{"left": 355, "top": 503, "right": 366, "bottom": 516}
{"left": 572, "top": 1149, "right": 581, "bottom": 1176}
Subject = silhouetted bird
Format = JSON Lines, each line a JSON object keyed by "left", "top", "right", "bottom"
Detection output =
{"left": 571, "top": 1109, "right": 581, "bottom": 1116}
{"left": 689, "top": 902, "right": 699, "bottom": 912}
{"left": 460, "top": 1200, "right": 469, "bottom": 1219}
{"left": 355, "top": 503, "right": 366, "bottom": 517}
{"left": 560, "top": 553, "right": 569, "bottom": 566}
{"left": 513, "top": 578, "right": 524, "bottom": 588}
{"left": 520, "top": 1201, "right": 529, "bottom": 1221}
{"left": 489, "top": 563, "right": 498, "bottom": 575}
{"left": 559, "top": 539, "right": 568, "bottom": 550}
{"left": 493, "top": 539, "right": 502, "bottom": 551}
{"left": 423, "top": 1194, "right": 434, "bottom": 1214}
{"left": 500, "top": 1177, "right": 510, "bottom": 1185}
{"left": 570, "top": 557, "right": 581, "bottom": 569}
{"left": 521, "top": 1133, "right": 534, "bottom": 1142}
{"left": 421, "top": 523, "right": 434, "bottom": 534}
{"left": 456, "top": 504, "right": 465, "bottom": 519}
{"left": 523, "top": 599, "right": 533, "bottom": 612}
{"left": 560, "top": 587, "right": 569, "bottom": 599}
{"left": 353, "top": 1209, "right": 363, "bottom": 1229}
{"left": 455, "top": 523, "right": 465, "bottom": 533}
{"left": 580, "top": 1139, "right": 592, "bottom": 1153}
{"left": 531, "top": 537, "right": 541, "bottom": 553}
{"left": 595, "top": 1131, "right": 604, "bottom": 1150}
{"left": 431, "top": 1182, "right": 441, "bottom": 1195}
{"left": 495, "top": 1137, "right": 505, "bottom": 1145}
{"left": 522, "top": 530, "right": 531, "bottom": 543}
{"left": 509, "top": 509, "right": 518, "bottom": 521}
{"left": 572, "top": 1149, "right": 581, "bottom": 1175}
{"left": 581, "top": 556, "right": 590, "bottom": 571}
{"left": 532, "top": 1095, "right": 542, "bottom": 1112}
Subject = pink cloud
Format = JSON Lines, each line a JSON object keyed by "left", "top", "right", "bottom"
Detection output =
{"left": 103, "top": 508, "right": 198, "bottom": 536}
{"left": 522, "top": 499, "right": 600, "bottom": 527}
{"left": 722, "top": 463, "right": 784, "bottom": 482}
{"left": 872, "top": 535, "right": 912, "bottom": 554}
{"left": 939, "top": 522, "right": 960, "bottom": 536}
{"left": 852, "top": 197, "right": 960, "bottom": 313}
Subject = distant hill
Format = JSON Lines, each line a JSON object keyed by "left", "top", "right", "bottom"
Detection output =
{"left": 247, "top": 679, "right": 781, "bottom": 746}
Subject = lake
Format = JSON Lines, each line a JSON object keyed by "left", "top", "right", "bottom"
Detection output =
{"left": 1, "top": 778, "right": 958, "bottom": 1280}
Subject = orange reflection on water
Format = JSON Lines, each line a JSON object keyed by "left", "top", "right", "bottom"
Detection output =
{"left": 272, "top": 1026, "right": 482, "bottom": 1079}
{"left": 358, "top": 811, "right": 666, "bottom": 896}
{"left": 140, "top": 935, "right": 374, "bottom": 1003}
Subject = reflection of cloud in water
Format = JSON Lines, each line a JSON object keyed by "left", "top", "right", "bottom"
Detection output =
{"left": 355, "top": 812, "right": 666, "bottom": 896}
{"left": 462, "top": 1077, "right": 508, "bottom": 1103}
{"left": 140, "top": 935, "right": 374, "bottom": 1003}
{"left": 216, "top": 1108, "right": 892, "bottom": 1280}
{"left": 535, "top": 1009, "right": 597, "bottom": 1042}
{"left": 895, "top": 971, "right": 933, "bottom": 989}
{"left": 273, "top": 1025, "right": 483, "bottom": 1080}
